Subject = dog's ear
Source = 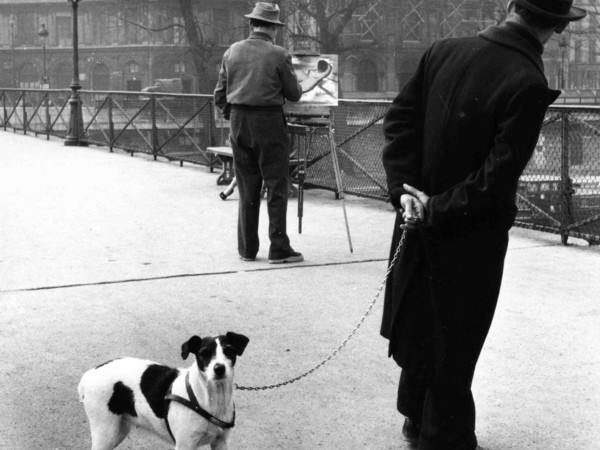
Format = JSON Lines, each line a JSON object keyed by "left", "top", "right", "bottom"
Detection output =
{"left": 181, "top": 335, "right": 203, "bottom": 360}
{"left": 226, "top": 332, "right": 250, "bottom": 356}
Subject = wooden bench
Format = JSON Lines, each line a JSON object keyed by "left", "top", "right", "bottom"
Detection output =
{"left": 209, "top": 145, "right": 306, "bottom": 200}
{"left": 207, "top": 146, "right": 234, "bottom": 186}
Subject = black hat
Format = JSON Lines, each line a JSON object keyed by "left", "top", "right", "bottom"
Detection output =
{"left": 515, "top": 0, "right": 586, "bottom": 21}
{"left": 244, "top": 2, "right": 285, "bottom": 27}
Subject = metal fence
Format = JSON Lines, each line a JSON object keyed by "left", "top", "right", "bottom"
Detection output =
{"left": 1, "top": 88, "right": 598, "bottom": 245}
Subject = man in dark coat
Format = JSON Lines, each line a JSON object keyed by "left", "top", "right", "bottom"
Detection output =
{"left": 380, "top": 1, "right": 586, "bottom": 449}
{"left": 214, "top": 2, "right": 304, "bottom": 264}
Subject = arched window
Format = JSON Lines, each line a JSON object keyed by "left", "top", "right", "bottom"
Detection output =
{"left": 357, "top": 59, "right": 378, "bottom": 92}
{"left": 91, "top": 63, "right": 110, "bottom": 91}
{"left": 123, "top": 61, "right": 141, "bottom": 91}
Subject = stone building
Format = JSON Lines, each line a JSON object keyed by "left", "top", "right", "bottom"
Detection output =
{"left": 0, "top": 0, "right": 598, "bottom": 98}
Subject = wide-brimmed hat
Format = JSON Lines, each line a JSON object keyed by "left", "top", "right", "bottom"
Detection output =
{"left": 244, "top": 2, "right": 285, "bottom": 27}
{"left": 515, "top": 0, "right": 586, "bottom": 21}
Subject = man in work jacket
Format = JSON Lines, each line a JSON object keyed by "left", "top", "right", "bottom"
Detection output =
{"left": 214, "top": 2, "right": 303, "bottom": 264}
{"left": 380, "top": 1, "right": 586, "bottom": 449}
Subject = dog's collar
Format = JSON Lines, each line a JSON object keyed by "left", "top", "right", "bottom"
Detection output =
{"left": 165, "top": 372, "right": 235, "bottom": 441}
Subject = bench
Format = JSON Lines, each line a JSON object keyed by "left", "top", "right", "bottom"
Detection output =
{"left": 207, "top": 146, "right": 234, "bottom": 186}
{"left": 209, "top": 145, "right": 306, "bottom": 200}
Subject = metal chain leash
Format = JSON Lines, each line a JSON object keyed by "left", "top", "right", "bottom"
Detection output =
{"left": 235, "top": 230, "right": 407, "bottom": 391}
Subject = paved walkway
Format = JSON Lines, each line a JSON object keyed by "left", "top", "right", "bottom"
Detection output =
{"left": 0, "top": 132, "right": 598, "bottom": 450}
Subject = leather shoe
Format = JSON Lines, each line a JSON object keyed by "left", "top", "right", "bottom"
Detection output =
{"left": 402, "top": 417, "right": 420, "bottom": 447}
{"left": 268, "top": 250, "right": 303, "bottom": 264}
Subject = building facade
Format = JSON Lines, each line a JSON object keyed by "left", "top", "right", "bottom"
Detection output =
{"left": 0, "top": 0, "right": 598, "bottom": 98}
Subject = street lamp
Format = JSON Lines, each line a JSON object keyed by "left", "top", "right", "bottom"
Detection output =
{"left": 64, "top": 0, "right": 88, "bottom": 146}
{"left": 38, "top": 23, "right": 49, "bottom": 88}
{"left": 9, "top": 14, "right": 15, "bottom": 88}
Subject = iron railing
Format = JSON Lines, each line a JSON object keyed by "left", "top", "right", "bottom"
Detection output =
{"left": 1, "top": 88, "right": 598, "bottom": 245}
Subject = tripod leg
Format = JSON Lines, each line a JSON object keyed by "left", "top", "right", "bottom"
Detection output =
{"left": 328, "top": 127, "right": 353, "bottom": 253}
{"left": 297, "top": 132, "right": 306, "bottom": 234}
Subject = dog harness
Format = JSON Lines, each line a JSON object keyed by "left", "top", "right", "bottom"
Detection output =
{"left": 164, "top": 372, "right": 235, "bottom": 442}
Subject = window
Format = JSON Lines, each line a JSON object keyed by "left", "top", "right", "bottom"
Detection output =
{"left": 57, "top": 16, "right": 71, "bottom": 47}
{"left": 91, "top": 63, "right": 110, "bottom": 91}
{"left": 357, "top": 59, "right": 378, "bottom": 92}
{"left": 91, "top": 9, "right": 111, "bottom": 46}
{"left": 0, "top": 16, "right": 11, "bottom": 47}
{"left": 19, "top": 13, "right": 37, "bottom": 46}
{"left": 123, "top": 61, "right": 141, "bottom": 91}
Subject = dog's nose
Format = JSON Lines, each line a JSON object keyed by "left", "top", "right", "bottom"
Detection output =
{"left": 214, "top": 364, "right": 226, "bottom": 378}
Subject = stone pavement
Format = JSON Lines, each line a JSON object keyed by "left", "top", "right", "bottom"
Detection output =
{"left": 0, "top": 132, "right": 598, "bottom": 450}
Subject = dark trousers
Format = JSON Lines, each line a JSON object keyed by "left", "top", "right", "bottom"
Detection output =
{"left": 394, "top": 230, "right": 509, "bottom": 450}
{"left": 397, "top": 370, "right": 477, "bottom": 450}
{"left": 229, "top": 107, "right": 292, "bottom": 259}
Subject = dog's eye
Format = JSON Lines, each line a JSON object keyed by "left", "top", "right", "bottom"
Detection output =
{"left": 199, "top": 348, "right": 213, "bottom": 359}
{"left": 223, "top": 346, "right": 236, "bottom": 359}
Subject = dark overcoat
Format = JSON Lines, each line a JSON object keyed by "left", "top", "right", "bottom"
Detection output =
{"left": 380, "top": 24, "right": 560, "bottom": 384}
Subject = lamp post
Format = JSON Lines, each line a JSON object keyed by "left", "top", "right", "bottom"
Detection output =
{"left": 558, "top": 33, "right": 573, "bottom": 244}
{"left": 38, "top": 23, "right": 49, "bottom": 88}
{"left": 559, "top": 34, "right": 568, "bottom": 89}
{"left": 64, "top": 0, "right": 88, "bottom": 146}
{"left": 9, "top": 14, "right": 15, "bottom": 88}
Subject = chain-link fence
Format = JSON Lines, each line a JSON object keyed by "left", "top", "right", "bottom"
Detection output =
{"left": 297, "top": 101, "right": 389, "bottom": 201}
{"left": 1, "top": 89, "right": 598, "bottom": 244}
{"left": 515, "top": 106, "right": 600, "bottom": 244}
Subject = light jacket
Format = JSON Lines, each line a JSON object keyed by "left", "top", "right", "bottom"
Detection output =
{"left": 214, "top": 31, "right": 302, "bottom": 110}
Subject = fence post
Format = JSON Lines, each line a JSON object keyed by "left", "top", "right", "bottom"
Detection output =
{"left": 45, "top": 92, "right": 50, "bottom": 140}
{"left": 108, "top": 94, "right": 114, "bottom": 152}
{"left": 2, "top": 91, "right": 6, "bottom": 131}
{"left": 151, "top": 96, "right": 158, "bottom": 160}
{"left": 22, "top": 91, "right": 27, "bottom": 135}
{"left": 560, "top": 110, "right": 574, "bottom": 245}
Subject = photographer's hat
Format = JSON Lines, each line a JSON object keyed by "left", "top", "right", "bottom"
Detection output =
{"left": 245, "top": 2, "right": 285, "bottom": 27}
{"left": 515, "top": 0, "right": 586, "bottom": 21}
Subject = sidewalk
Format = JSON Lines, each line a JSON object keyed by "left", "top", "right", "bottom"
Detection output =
{"left": 0, "top": 132, "right": 598, "bottom": 450}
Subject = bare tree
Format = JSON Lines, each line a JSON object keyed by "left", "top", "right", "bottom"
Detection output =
{"left": 283, "top": 0, "right": 383, "bottom": 54}
{"left": 109, "top": 0, "right": 222, "bottom": 93}
{"left": 177, "top": 0, "right": 219, "bottom": 93}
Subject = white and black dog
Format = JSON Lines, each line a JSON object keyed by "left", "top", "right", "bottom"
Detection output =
{"left": 78, "top": 332, "right": 249, "bottom": 450}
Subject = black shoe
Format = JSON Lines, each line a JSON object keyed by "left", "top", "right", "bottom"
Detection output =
{"left": 402, "top": 418, "right": 420, "bottom": 447}
{"left": 239, "top": 255, "right": 256, "bottom": 262}
{"left": 268, "top": 250, "right": 303, "bottom": 264}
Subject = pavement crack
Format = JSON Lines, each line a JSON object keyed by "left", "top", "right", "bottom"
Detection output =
{"left": 1, "top": 259, "right": 387, "bottom": 293}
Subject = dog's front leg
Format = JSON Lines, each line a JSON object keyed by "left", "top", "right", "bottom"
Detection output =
{"left": 210, "top": 437, "right": 228, "bottom": 450}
